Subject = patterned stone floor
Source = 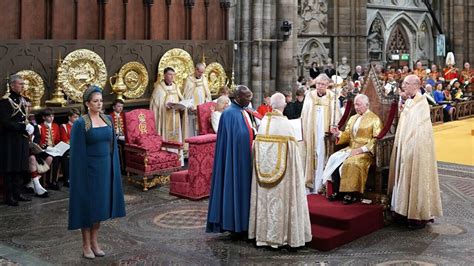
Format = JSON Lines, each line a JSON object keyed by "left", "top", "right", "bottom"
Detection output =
{"left": 0, "top": 161, "right": 473, "bottom": 265}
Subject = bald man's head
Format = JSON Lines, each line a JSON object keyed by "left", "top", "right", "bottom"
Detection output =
{"left": 402, "top": 74, "right": 421, "bottom": 97}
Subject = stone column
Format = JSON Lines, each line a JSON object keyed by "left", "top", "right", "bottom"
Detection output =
{"left": 251, "top": 0, "right": 263, "bottom": 105}
{"left": 240, "top": 0, "right": 251, "bottom": 87}
{"left": 261, "top": 0, "right": 272, "bottom": 98}
{"left": 276, "top": 0, "right": 296, "bottom": 92}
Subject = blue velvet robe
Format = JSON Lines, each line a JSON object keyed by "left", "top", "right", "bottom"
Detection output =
{"left": 68, "top": 115, "right": 126, "bottom": 230}
{"left": 206, "top": 102, "right": 254, "bottom": 233}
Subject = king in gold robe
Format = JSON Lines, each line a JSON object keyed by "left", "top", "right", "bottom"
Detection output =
{"left": 388, "top": 92, "right": 443, "bottom": 222}
{"left": 321, "top": 107, "right": 382, "bottom": 199}
{"left": 301, "top": 84, "right": 341, "bottom": 193}
{"left": 248, "top": 106, "right": 311, "bottom": 248}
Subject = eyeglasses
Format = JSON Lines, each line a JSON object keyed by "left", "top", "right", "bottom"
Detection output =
{"left": 402, "top": 81, "right": 418, "bottom": 86}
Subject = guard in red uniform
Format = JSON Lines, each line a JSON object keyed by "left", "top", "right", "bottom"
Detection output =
{"left": 443, "top": 52, "right": 459, "bottom": 83}
{"left": 38, "top": 108, "right": 61, "bottom": 190}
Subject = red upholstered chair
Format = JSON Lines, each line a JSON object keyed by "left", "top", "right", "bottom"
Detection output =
{"left": 197, "top": 101, "right": 217, "bottom": 135}
{"left": 169, "top": 101, "right": 217, "bottom": 199}
{"left": 124, "top": 109, "right": 183, "bottom": 191}
{"left": 170, "top": 134, "right": 217, "bottom": 199}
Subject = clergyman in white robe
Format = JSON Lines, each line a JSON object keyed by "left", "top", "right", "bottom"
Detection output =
{"left": 248, "top": 93, "right": 312, "bottom": 248}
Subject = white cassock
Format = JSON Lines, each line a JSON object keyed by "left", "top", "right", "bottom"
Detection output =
{"left": 248, "top": 110, "right": 312, "bottom": 248}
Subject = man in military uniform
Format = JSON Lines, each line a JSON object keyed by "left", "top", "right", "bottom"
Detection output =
{"left": 0, "top": 75, "right": 34, "bottom": 206}
{"left": 443, "top": 52, "right": 459, "bottom": 84}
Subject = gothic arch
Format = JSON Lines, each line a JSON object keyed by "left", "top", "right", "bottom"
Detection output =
{"left": 367, "top": 11, "right": 386, "bottom": 62}
{"left": 385, "top": 12, "right": 418, "bottom": 68}
{"left": 299, "top": 38, "right": 329, "bottom": 69}
{"left": 385, "top": 12, "right": 418, "bottom": 32}
{"left": 367, "top": 10, "right": 387, "bottom": 36}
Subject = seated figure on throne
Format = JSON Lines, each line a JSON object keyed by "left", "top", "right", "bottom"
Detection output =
{"left": 321, "top": 94, "right": 383, "bottom": 204}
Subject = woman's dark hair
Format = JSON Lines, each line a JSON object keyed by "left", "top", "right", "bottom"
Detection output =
{"left": 82, "top": 85, "right": 103, "bottom": 114}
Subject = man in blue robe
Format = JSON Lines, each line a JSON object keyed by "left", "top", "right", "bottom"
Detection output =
{"left": 206, "top": 85, "right": 256, "bottom": 234}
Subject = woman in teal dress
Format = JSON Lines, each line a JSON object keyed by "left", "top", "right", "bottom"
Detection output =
{"left": 68, "top": 85, "right": 126, "bottom": 259}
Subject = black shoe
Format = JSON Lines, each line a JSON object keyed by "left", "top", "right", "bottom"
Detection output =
{"left": 15, "top": 194, "right": 32, "bottom": 202}
{"left": 342, "top": 195, "right": 357, "bottom": 205}
{"left": 408, "top": 223, "right": 426, "bottom": 230}
{"left": 35, "top": 192, "right": 49, "bottom": 198}
{"left": 49, "top": 182, "right": 60, "bottom": 191}
{"left": 6, "top": 198, "right": 19, "bottom": 206}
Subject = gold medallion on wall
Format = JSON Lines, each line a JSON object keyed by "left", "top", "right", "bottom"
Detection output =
{"left": 58, "top": 49, "right": 107, "bottom": 102}
{"left": 204, "top": 62, "right": 227, "bottom": 96}
{"left": 157, "top": 48, "right": 194, "bottom": 93}
{"left": 15, "top": 70, "right": 45, "bottom": 110}
{"left": 118, "top": 61, "right": 149, "bottom": 99}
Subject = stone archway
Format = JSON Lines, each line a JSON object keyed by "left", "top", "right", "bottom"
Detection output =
{"left": 298, "top": 38, "right": 329, "bottom": 77}
{"left": 386, "top": 24, "right": 411, "bottom": 69}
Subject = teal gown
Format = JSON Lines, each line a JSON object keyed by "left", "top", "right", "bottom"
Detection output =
{"left": 68, "top": 115, "right": 126, "bottom": 230}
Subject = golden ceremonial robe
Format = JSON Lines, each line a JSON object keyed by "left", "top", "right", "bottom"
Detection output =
{"left": 388, "top": 93, "right": 443, "bottom": 221}
{"left": 301, "top": 90, "right": 341, "bottom": 192}
{"left": 150, "top": 81, "right": 187, "bottom": 143}
{"left": 183, "top": 75, "right": 212, "bottom": 137}
{"left": 248, "top": 111, "right": 312, "bottom": 248}
{"left": 335, "top": 111, "right": 382, "bottom": 193}
{"left": 183, "top": 75, "right": 212, "bottom": 107}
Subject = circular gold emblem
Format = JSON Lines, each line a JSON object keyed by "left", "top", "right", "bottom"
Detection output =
{"left": 15, "top": 70, "right": 45, "bottom": 109}
{"left": 58, "top": 49, "right": 107, "bottom": 102}
{"left": 204, "top": 62, "right": 227, "bottom": 96}
{"left": 157, "top": 48, "right": 194, "bottom": 93}
{"left": 118, "top": 61, "right": 149, "bottom": 99}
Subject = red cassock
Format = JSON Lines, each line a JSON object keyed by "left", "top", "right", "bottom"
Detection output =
{"left": 110, "top": 111, "right": 127, "bottom": 137}
{"left": 39, "top": 122, "right": 60, "bottom": 147}
{"left": 256, "top": 104, "right": 272, "bottom": 116}
{"left": 60, "top": 123, "right": 73, "bottom": 144}
{"left": 443, "top": 67, "right": 459, "bottom": 82}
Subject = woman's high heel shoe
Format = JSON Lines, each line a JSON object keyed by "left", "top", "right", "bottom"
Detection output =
{"left": 83, "top": 249, "right": 95, "bottom": 259}
{"left": 92, "top": 248, "right": 105, "bottom": 257}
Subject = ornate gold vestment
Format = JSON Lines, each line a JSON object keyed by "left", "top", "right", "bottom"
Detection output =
{"left": 388, "top": 93, "right": 443, "bottom": 220}
{"left": 249, "top": 110, "right": 311, "bottom": 248}
{"left": 150, "top": 81, "right": 187, "bottom": 142}
{"left": 301, "top": 90, "right": 341, "bottom": 189}
{"left": 337, "top": 111, "right": 382, "bottom": 193}
{"left": 183, "top": 75, "right": 212, "bottom": 107}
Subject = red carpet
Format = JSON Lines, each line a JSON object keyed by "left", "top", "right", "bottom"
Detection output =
{"left": 307, "top": 194, "right": 384, "bottom": 251}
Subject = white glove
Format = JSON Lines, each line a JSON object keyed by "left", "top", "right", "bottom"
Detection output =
{"left": 25, "top": 124, "right": 34, "bottom": 135}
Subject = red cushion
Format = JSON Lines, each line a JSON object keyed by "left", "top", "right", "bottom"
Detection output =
{"left": 197, "top": 102, "right": 216, "bottom": 135}
{"left": 171, "top": 170, "right": 189, "bottom": 183}
{"left": 185, "top": 134, "right": 217, "bottom": 144}
{"left": 135, "top": 134, "right": 162, "bottom": 152}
